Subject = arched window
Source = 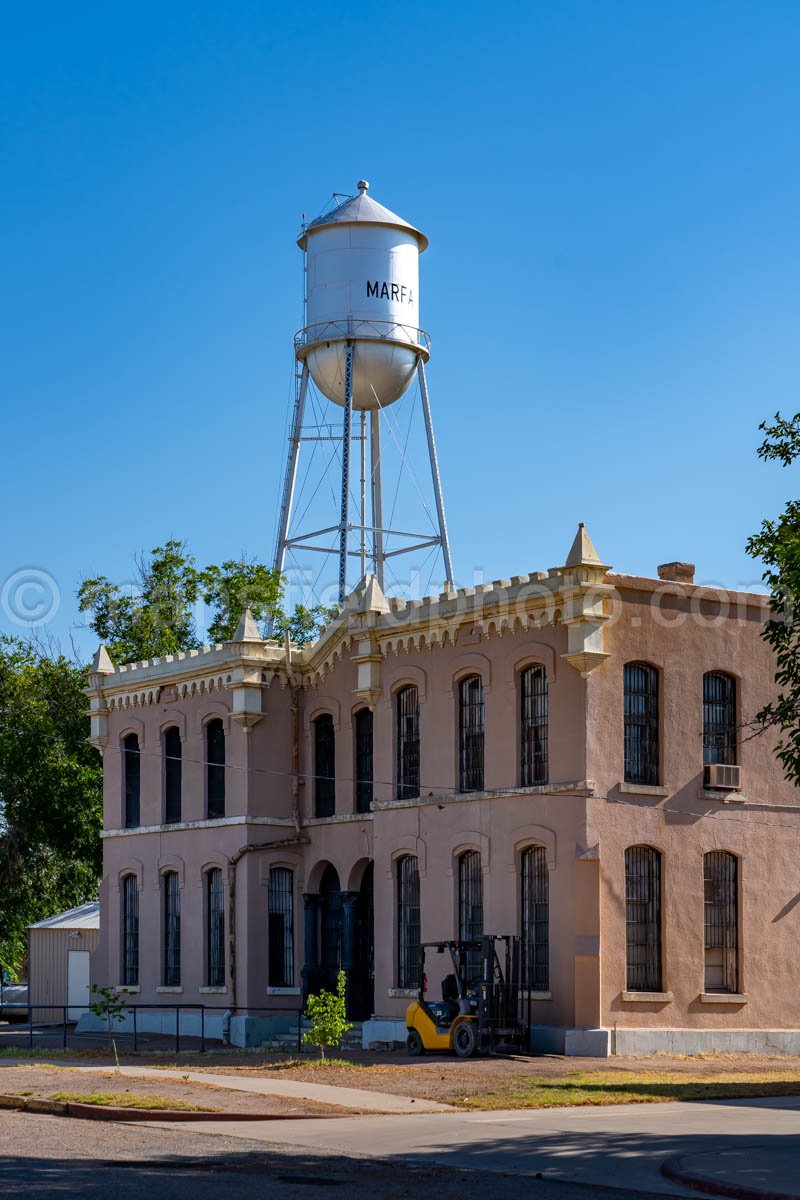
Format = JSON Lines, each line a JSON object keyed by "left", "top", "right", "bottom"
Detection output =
{"left": 314, "top": 715, "right": 336, "bottom": 818}
{"left": 624, "top": 663, "right": 660, "bottom": 786}
{"left": 704, "top": 851, "right": 738, "bottom": 992}
{"left": 521, "top": 846, "right": 549, "bottom": 991}
{"left": 396, "top": 686, "right": 420, "bottom": 800}
{"left": 459, "top": 675, "right": 485, "bottom": 793}
{"left": 268, "top": 867, "right": 294, "bottom": 988}
{"left": 625, "top": 846, "right": 662, "bottom": 991}
{"left": 397, "top": 855, "right": 420, "bottom": 989}
{"left": 354, "top": 708, "right": 373, "bottom": 813}
{"left": 163, "top": 871, "right": 181, "bottom": 987}
{"left": 520, "top": 665, "right": 548, "bottom": 786}
{"left": 458, "top": 850, "right": 484, "bottom": 980}
{"left": 123, "top": 734, "right": 140, "bottom": 829}
{"left": 121, "top": 874, "right": 139, "bottom": 987}
{"left": 163, "top": 726, "right": 182, "bottom": 825}
{"left": 703, "top": 673, "right": 737, "bottom": 766}
{"left": 206, "top": 719, "right": 226, "bottom": 819}
{"left": 206, "top": 868, "right": 224, "bottom": 987}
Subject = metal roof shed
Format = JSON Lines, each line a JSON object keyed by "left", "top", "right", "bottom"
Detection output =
{"left": 27, "top": 903, "right": 100, "bottom": 1023}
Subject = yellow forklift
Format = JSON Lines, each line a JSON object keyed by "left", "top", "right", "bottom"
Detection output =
{"left": 405, "top": 934, "right": 525, "bottom": 1057}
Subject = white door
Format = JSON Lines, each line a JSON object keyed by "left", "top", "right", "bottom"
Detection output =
{"left": 67, "top": 951, "right": 90, "bottom": 1021}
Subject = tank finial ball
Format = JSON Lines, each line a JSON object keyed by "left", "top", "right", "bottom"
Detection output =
{"left": 357, "top": 179, "right": 369, "bottom": 194}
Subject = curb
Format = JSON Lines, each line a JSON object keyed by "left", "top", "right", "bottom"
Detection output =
{"left": 0, "top": 1093, "right": 346, "bottom": 1123}
{"left": 661, "top": 1154, "right": 800, "bottom": 1200}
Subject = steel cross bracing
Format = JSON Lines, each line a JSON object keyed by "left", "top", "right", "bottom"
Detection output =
{"left": 272, "top": 354, "right": 454, "bottom": 607}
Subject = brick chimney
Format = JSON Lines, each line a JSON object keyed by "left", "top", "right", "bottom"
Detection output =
{"left": 657, "top": 562, "right": 695, "bottom": 585}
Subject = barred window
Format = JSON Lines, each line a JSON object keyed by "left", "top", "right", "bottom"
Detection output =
{"left": 624, "top": 663, "right": 660, "bottom": 786}
{"left": 163, "top": 726, "right": 182, "bottom": 825}
{"left": 121, "top": 874, "right": 139, "bottom": 987}
{"left": 314, "top": 714, "right": 336, "bottom": 818}
{"left": 123, "top": 734, "right": 140, "bottom": 829}
{"left": 163, "top": 871, "right": 181, "bottom": 987}
{"left": 459, "top": 675, "right": 484, "bottom": 793}
{"left": 704, "top": 851, "right": 738, "bottom": 992}
{"left": 625, "top": 846, "right": 662, "bottom": 992}
{"left": 397, "top": 855, "right": 420, "bottom": 989}
{"left": 703, "top": 673, "right": 737, "bottom": 766}
{"left": 268, "top": 867, "right": 294, "bottom": 988}
{"left": 206, "top": 719, "right": 226, "bottom": 819}
{"left": 206, "top": 868, "right": 224, "bottom": 987}
{"left": 355, "top": 708, "right": 373, "bottom": 813}
{"left": 458, "top": 850, "right": 484, "bottom": 980}
{"left": 521, "top": 846, "right": 549, "bottom": 991}
{"left": 396, "top": 686, "right": 420, "bottom": 800}
{"left": 520, "top": 665, "right": 548, "bottom": 786}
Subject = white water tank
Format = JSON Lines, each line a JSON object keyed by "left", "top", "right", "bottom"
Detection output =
{"left": 296, "top": 181, "right": 429, "bottom": 410}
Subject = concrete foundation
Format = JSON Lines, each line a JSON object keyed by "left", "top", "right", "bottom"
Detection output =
{"left": 613, "top": 1027, "right": 800, "bottom": 1055}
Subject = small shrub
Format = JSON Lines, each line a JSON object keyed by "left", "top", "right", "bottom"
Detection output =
{"left": 303, "top": 971, "right": 352, "bottom": 1061}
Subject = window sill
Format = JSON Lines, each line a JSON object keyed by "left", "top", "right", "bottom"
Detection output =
{"left": 116, "top": 985, "right": 140, "bottom": 994}
{"left": 156, "top": 986, "right": 183, "bottom": 994}
{"left": 388, "top": 988, "right": 418, "bottom": 999}
{"left": 622, "top": 991, "right": 673, "bottom": 1003}
{"left": 618, "top": 782, "right": 669, "bottom": 797}
{"left": 199, "top": 986, "right": 227, "bottom": 994}
{"left": 700, "top": 992, "right": 748, "bottom": 1005}
{"left": 519, "top": 990, "right": 552, "bottom": 1001}
{"left": 697, "top": 788, "right": 747, "bottom": 804}
{"left": 267, "top": 987, "right": 301, "bottom": 996}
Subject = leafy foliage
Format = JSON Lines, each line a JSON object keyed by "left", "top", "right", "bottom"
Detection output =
{"left": 747, "top": 411, "right": 800, "bottom": 784}
{"left": 302, "top": 971, "right": 352, "bottom": 1060}
{"left": 0, "top": 639, "right": 102, "bottom": 976}
{"left": 198, "top": 558, "right": 282, "bottom": 644}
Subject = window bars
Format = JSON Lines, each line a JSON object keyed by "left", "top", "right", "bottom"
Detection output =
{"left": 397, "top": 855, "right": 421, "bottom": 989}
{"left": 163, "top": 726, "right": 182, "bottom": 824}
{"left": 206, "top": 719, "right": 226, "bottom": 820}
{"left": 625, "top": 845, "right": 662, "bottom": 991}
{"left": 704, "top": 851, "right": 738, "bottom": 992}
{"left": 320, "top": 865, "right": 342, "bottom": 975}
{"left": 121, "top": 874, "right": 139, "bottom": 987}
{"left": 521, "top": 665, "right": 549, "bottom": 786}
{"left": 624, "top": 662, "right": 660, "bottom": 786}
{"left": 206, "top": 868, "right": 224, "bottom": 987}
{"left": 123, "top": 734, "right": 140, "bottom": 829}
{"left": 458, "top": 850, "right": 484, "bottom": 980}
{"left": 355, "top": 708, "right": 373, "bottom": 813}
{"left": 163, "top": 871, "right": 181, "bottom": 987}
{"left": 314, "top": 714, "right": 336, "bottom": 818}
{"left": 459, "top": 675, "right": 485, "bottom": 793}
{"left": 396, "top": 685, "right": 420, "bottom": 800}
{"left": 703, "top": 673, "right": 737, "bottom": 766}
{"left": 521, "top": 846, "right": 549, "bottom": 991}
{"left": 268, "top": 867, "right": 294, "bottom": 988}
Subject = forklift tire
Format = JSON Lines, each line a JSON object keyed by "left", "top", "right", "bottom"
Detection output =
{"left": 453, "top": 1021, "right": 478, "bottom": 1058}
{"left": 406, "top": 1028, "right": 425, "bottom": 1057}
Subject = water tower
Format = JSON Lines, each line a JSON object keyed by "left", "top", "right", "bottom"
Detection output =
{"left": 272, "top": 181, "right": 454, "bottom": 605}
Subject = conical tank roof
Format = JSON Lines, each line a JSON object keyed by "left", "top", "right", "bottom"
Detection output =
{"left": 298, "top": 180, "right": 428, "bottom": 251}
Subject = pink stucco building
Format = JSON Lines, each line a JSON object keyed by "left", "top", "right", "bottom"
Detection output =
{"left": 86, "top": 525, "right": 800, "bottom": 1054}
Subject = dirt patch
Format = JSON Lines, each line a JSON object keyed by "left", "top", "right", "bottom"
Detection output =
{"left": 0, "top": 1066, "right": 356, "bottom": 1117}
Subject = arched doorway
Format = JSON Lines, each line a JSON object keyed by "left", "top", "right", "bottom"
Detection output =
{"left": 319, "top": 864, "right": 342, "bottom": 993}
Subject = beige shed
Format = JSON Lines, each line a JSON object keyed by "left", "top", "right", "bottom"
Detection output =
{"left": 27, "top": 903, "right": 100, "bottom": 1023}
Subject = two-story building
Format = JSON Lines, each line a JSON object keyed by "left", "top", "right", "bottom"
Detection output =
{"left": 85, "top": 524, "right": 800, "bottom": 1054}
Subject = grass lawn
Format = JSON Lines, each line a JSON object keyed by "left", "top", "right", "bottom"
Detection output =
{"left": 49, "top": 1091, "right": 218, "bottom": 1112}
{"left": 456, "top": 1069, "right": 800, "bottom": 1110}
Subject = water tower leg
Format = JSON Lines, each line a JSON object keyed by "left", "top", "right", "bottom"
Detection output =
{"left": 417, "top": 359, "right": 454, "bottom": 588}
{"left": 272, "top": 361, "right": 309, "bottom": 578}
{"left": 338, "top": 342, "right": 355, "bottom": 604}
{"left": 370, "top": 409, "right": 384, "bottom": 590}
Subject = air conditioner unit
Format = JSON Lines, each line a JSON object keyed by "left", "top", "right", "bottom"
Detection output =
{"left": 705, "top": 763, "right": 742, "bottom": 791}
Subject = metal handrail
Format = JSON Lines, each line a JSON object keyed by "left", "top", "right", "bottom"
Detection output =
{"left": 295, "top": 319, "right": 431, "bottom": 355}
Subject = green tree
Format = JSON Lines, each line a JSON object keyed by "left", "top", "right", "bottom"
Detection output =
{"left": 0, "top": 639, "right": 102, "bottom": 976}
{"left": 198, "top": 558, "right": 283, "bottom": 643}
{"left": 272, "top": 602, "right": 339, "bottom": 647}
{"left": 747, "top": 411, "right": 800, "bottom": 785}
{"left": 78, "top": 540, "right": 200, "bottom": 663}
{"left": 302, "top": 971, "right": 352, "bottom": 1060}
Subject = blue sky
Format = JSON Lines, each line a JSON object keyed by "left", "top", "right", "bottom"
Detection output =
{"left": 2, "top": 1, "right": 799, "bottom": 656}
